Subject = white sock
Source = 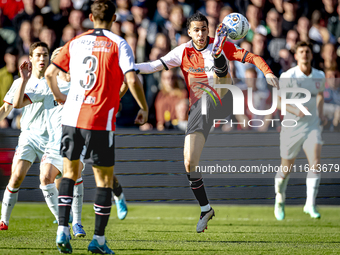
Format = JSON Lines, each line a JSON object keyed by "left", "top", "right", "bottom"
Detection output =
{"left": 114, "top": 193, "right": 124, "bottom": 201}
{"left": 306, "top": 171, "right": 321, "bottom": 206}
{"left": 200, "top": 204, "right": 211, "bottom": 212}
{"left": 1, "top": 186, "right": 19, "bottom": 225}
{"left": 40, "top": 183, "right": 59, "bottom": 221}
{"left": 72, "top": 178, "right": 84, "bottom": 225}
{"left": 57, "top": 225, "right": 69, "bottom": 235}
{"left": 275, "top": 170, "right": 290, "bottom": 203}
{"left": 93, "top": 235, "right": 105, "bottom": 245}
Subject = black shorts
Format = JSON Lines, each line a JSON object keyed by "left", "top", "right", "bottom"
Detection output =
{"left": 61, "top": 125, "right": 115, "bottom": 167}
{"left": 186, "top": 91, "right": 233, "bottom": 141}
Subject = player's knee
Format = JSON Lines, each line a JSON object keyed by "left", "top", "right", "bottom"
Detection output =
{"left": 39, "top": 172, "right": 54, "bottom": 186}
{"left": 9, "top": 173, "right": 25, "bottom": 188}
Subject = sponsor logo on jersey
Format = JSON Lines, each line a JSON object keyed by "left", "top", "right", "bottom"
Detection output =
{"left": 188, "top": 66, "right": 214, "bottom": 73}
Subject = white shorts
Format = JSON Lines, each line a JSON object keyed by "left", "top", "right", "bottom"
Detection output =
{"left": 280, "top": 128, "right": 323, "bottom": 160}
{"left": 13, "top": 131, "right": 48, "bottom": 163}
{"left": 40, "top": 147, "right": 86, "bottom": 179}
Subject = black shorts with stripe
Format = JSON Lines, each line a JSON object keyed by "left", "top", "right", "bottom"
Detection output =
{"left": 61, "top": 125, "right": 115, "bottom": 167}
{"left": 186, "top": 91, "right": 233, "bottom": 141}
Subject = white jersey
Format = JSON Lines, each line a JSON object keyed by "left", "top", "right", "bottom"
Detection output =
{"left": 4, "top": 77, "right": 48, "bottom": 137}
{"left": 279, "top": 66, "right": 325, "bottom": 132}
{"left": 26, "top": 77, "right": 70, "bottom": 154}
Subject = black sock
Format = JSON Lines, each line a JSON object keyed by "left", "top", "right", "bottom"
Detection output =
{"left": 113, "top": 183, "right": 123, "bottom": 197}
{"left": 187, "top": 174, "right": 209, "bottom": 206}
{"left": 58, "top": 178, "right": 75, "bottom": 226}
{"left": 214, "top": 55, "right": 228, "bottom": 77}
{"left": 94, "top": 187, "right": 112, "bottom": 236}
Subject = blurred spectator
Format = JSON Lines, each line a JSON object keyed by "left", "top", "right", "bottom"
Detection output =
{"left": 219, "top": 5, "right": 233, "bottom": 23}
{"left": 285, "top": 29, "right": 299, "bottom": 51}
{"left": 32, "top": 14, "right": 44, "bottom": 40}
{"left": 0, "top": 47, "right": 18, "bottom": 107}
{"left": 111, "top": 20, "right": 122, "bottom": 37}
{"left": 154, "top": 69, "right": 187, "bottom": 131}
{"left": 173, "top": 98, "right": 189, "bottom": 131}
{"left": 320, "top": 0, "right": 338, "bottom": 25}
{"left": 153, "top": 0, "right": 170, "bottom": 31}
{"left": 0, "top": 0, "right": 24, "bottom": 21}
{"left": 39, "top": 26, "right": 56, "bottom": 53}
{"left": 60, "top": 24, "right": 76, "bottom": 46}
{"left": 125, "top": 33, "right": 137, "bottom": 58}
{"left": 245, "top": 4, "right": 267, "bottom": 42}
{"left": 323, "top": 67, "right": 340, "bottom": 131}
{"left": 178, "top": 34, "right": 190, "bottom": 45}
{"left": 16, "top": 20, "right": 34, "bottom": 57}
{"left": 266, "top": 8, "right": 286, "bottom": 74}
{"left": 235, "top": 68, "right": 273, "bottom": 131}
{"left": 165, "top": 5, "right": 186, "bottom": 48}
{"left": 121, "top": 15, "right": 136, "bottom": 35}
{"left": 207, "top": 15, "right": 217, "bottom": 39}
{"left": 320, "top": 43, "right": 339, "bottom": 70}
{"left": 200, "top": 0, "right": 222, "bottom": 21}
{"left": 177, "top": 0, "right": 194, "bottom": 19}
{"left": 0, "top": 9, "right": 16, "bottom": 47}
{"left": 116, "top": 0, "right": 132, "bottom": 22}
{"left": 282, "top": 0, "right": 298, "bottom": 35}
{"left": 272, "top": 0, "right": 284, "bottom": 14}
{"left": 12, "top": 0, "right": 38, "bottom": 33}
{"left": 153, "top": 33, "right": 171, "bottom": 56}
{"left": 131, "top": 0, "right": 158, "bottom": 58}
{"left": 327, "top": 3, "right": 340, "bottom": 44}
{"left": 309, "top": 10, "right": 336, "bottom": 44}
{"left": 52, "top": 0, "right": 73, "bottom": 33}
{"left": 68, "top": 9, "right": 85, "bottom": 35}
{"left": 296, "top": 16, "right": 310, "bottom": 42}
{"left": 279, "top": 48, "right": 295, "bottom": 74}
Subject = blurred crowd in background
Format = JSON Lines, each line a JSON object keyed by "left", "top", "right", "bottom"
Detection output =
{"left": 0, "top": 0, "right": 339, "bottom": 132}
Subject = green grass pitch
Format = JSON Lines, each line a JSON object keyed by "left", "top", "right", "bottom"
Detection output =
{"left": 0, "top": 203, "right": 339, "bottom": 254}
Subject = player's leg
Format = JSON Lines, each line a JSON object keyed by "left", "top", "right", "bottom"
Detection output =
{"left": 275, "top": 132, "right": 305, "bottom": 220}
{"left": 56, "top": 125, "right": 84, "bottom": 253}
{"left": 274, "top": 157, "right": 295, "bottom": 220}
{"left": 87, "top": 165, "right": 114, "bottom": 254}
{"left": 184, "top": 132, "right": 214, "bottom": 233}
{"left": 113, "top": 175, "right": 128, "bottom": 220}
{"left": 0, "top": 159, "right": 31, "bottom": 230}
{"left": 40, "top": 161, "right": 61, "bottom": 222}
{"left": 72, "top": 162, "right": 86, "bottom": 237}
{"left": 302, "top": 130, "right": 322, "bottom": 219}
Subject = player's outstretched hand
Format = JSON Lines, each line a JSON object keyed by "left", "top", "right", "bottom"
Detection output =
{"left": 53, "top": 93, "right": 67, "bottom": 105}
{"left": 19, "top": 61, "right": 32, "bottom": 81}
{"left": 265, "top": 73, "right": 279, "bottom": 89}
{"left": 135, "top": 109, "right": 148, "bottom": 125}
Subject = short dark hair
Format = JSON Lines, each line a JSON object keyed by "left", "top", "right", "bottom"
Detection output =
{"left": 91, "top": 0, "right": 116, "bottom": 23}
{"left": 29, "top": 42, "right": 49, "bottom": 56}
{"left": 294, "top": 41, "right": 313, "bottom": 53}
{"left": 186, "top": 12, "right": 208, "bottom": 29}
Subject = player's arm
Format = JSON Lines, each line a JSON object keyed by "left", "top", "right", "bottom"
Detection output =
{"left": 13, "top": 61, "right": 32, "bottom": 108}
{"left": 317, "top": 91, "right": 327, "bottom": 125}
{"left": 135, "top": 60, "right": 164, "bottom": 74}
{"left": 224, "top": 42, "right": 279, "bottom": 88}
{"left": 125, "top": 71, "right": 148, "bottom": 124}
{"left": 277, "top": 95, "right": 306, "bottom": 117}
{"left": 0, "top": 102, "right": 13, "bottom": 121}
{"left": 45, "top": 64, "right": 67, "bottom": 104}
{"left": 120, "top": 82, "right": 129, "bottom": 99}
{"left": 135, "top": 45, "right": 183, "bottom": 74}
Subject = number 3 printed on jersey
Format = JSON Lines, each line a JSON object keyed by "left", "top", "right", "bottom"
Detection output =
{"left": 80, "top": 55, "right": 98, "bottom": 90}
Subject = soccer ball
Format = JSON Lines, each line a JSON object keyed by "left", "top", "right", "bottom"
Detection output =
{"left": 223, "top": 13, "right": 250, "bottom": 41}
